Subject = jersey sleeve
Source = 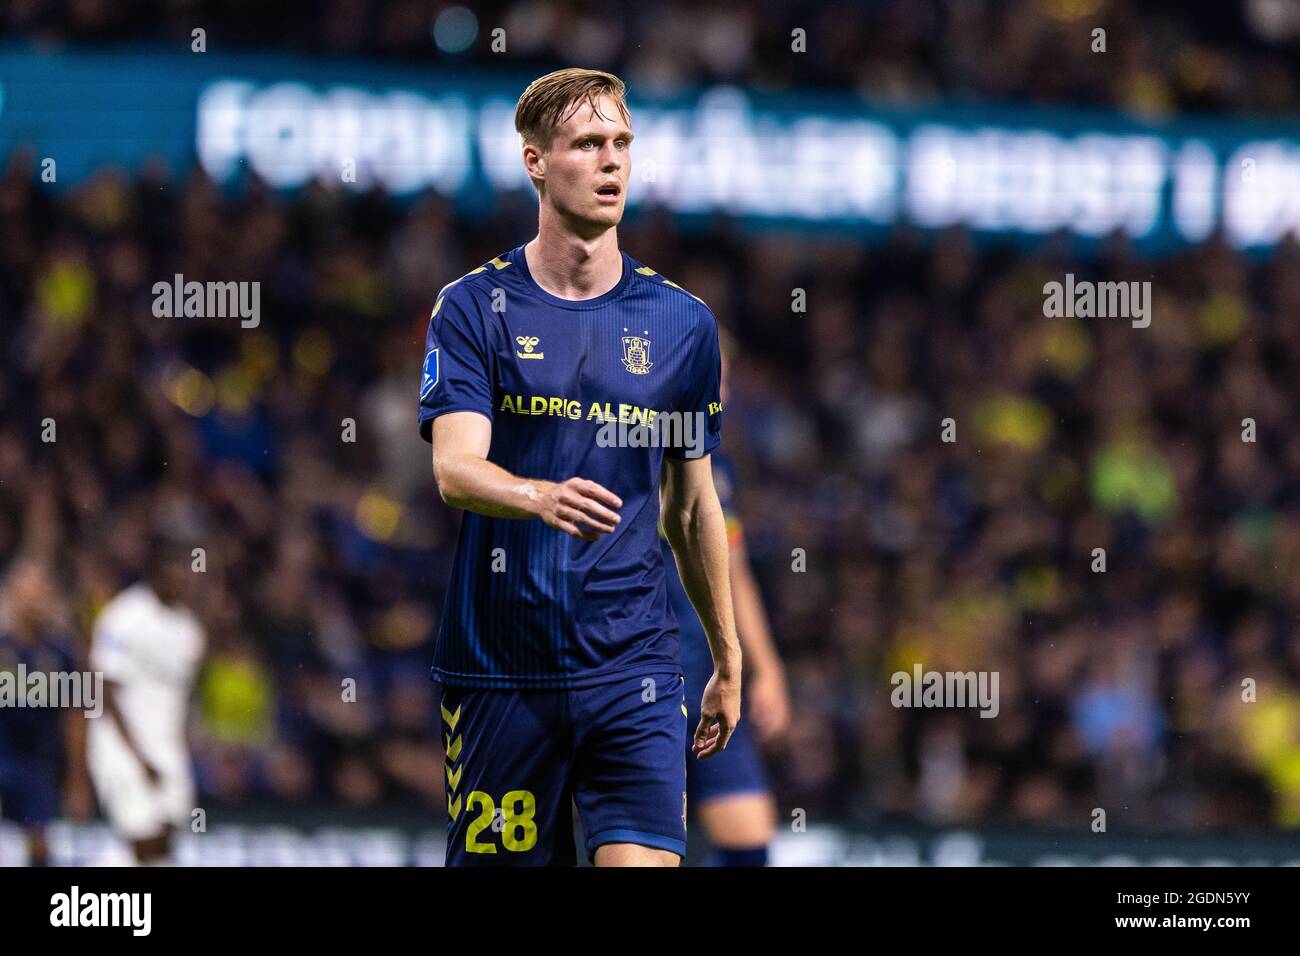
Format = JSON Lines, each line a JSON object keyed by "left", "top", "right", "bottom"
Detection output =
{"left": 418, "top": 284, "right": 496, "bottom": 443}
{"left": 665, "top": 309, "right": 722, "bottom": 460}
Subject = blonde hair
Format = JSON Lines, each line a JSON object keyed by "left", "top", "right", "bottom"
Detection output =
{"left": 514, "top": 68, "right": 629, "bottom": 155}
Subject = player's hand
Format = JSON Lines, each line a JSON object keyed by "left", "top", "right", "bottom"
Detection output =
{"left": 747, "top": 664, "right": 791, "bottom": 742}
{"left": 693, "top": 668, "right": 741, "bottom": 760}
{"left": 537, "top": 477, "right": 622, "bottom": 540}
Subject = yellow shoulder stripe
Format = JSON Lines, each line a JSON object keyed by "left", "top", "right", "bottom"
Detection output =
{"left": 465, "top": 255, "right": 510, "bottom": 277}
{"left": 432, "top": 257, "right": 513, "bottom": 315}
{"left": 635, "top": 265, "right": 706, "bottom": 304}
{"left": 661, "top": 278, "right": 705, "bottom": 304}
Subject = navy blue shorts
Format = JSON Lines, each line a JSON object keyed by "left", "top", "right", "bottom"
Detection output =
{"left": 683, "top": 640, "right": 771, "bottom": 804}
{"left": 438, "top": 669, "right": 687, "bottom": 866}
{"left": 0, "top": 758, "right": 60, "bottom": 826}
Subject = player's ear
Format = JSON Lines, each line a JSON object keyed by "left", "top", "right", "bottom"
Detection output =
{"left": 522, "top": 142, "right": 546, "bottom": 188}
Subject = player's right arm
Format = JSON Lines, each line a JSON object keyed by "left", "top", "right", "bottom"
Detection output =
{"left": 90, "top": 605, "right": 161, "bottom": 784}
{"left": 421, "top": 282, "right": 621, "bottom": 540}
{"left": 61, "top": 643, "right": 95, "bottom": 817}
{"left": 99, "top": 680, "right": 161, "bottom": 785}
{"left": 430, "top": 413, "right": 622, "bottom": 540}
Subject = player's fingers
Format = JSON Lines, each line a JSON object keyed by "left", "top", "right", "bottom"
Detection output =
{"left": 554, "top": 516, "right": 600, "bottom": 541}
{"left": 695, "top": 730, "right": 724, "bottom": 759}
{"left": 576, "top": 479, "right": 623, "bottom": 510}
{"left": 559, "top": 491, "right": 618, "bottom": 531}
{"left": 692, "top": 727, "right": 718, "bottom": 751}
{"left": 694, "top": 717, "right": 726, "bottom": 758}
{"left": 570, "top": 496, "right": 621, "bottom": 530}
{"left": 699, "top": 710, "right": 733, "bottom": 754}
{"left": 559, "top": 494, "right": 613, "bottom": 522}
{"left": 693, "top": 714, "right": 715, "bottom": 749}
{"left": 557, "top": 506, "right": 612, "bottom": 536}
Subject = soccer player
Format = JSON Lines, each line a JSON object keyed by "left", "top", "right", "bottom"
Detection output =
{"left": 418, "top": 68, "right": 741, "bottom": 866}
{"left": 0, "top": 560, "right": 89, "bottom": 866}
{"left": 87, "top": 535, "right": 205, "bottom": 865}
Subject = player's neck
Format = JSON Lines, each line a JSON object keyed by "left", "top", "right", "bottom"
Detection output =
{"left": 524, "top": 223, "right": 622, "bottom": 301}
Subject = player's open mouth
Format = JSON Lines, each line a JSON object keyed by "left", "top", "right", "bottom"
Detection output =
{"left": 596, "top": 183, "right": 622, "bottom": 202}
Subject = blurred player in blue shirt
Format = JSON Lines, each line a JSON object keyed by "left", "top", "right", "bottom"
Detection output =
{"left": 0, "top": 560, "right": 91, "bottom": 866}
{"left": 419, "top": 68, "right": 741, "bottom": 866}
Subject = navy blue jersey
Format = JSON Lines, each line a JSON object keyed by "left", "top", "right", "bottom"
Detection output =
{"left": 0, "top": 632, "right": 76, "bottom": 765}
{"left": 418, "top": 244, "right": 722, "bottom": 689}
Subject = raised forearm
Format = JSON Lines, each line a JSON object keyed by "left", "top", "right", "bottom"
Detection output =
{"left": 433, "top": 451, "right": 551, "bottom": 519}
{"left": 430, "top": 415, "right": 622, "bottom": 539}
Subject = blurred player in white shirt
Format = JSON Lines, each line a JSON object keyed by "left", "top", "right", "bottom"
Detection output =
{"left": 87, "top": 536, "right": 205, "bottom": 865}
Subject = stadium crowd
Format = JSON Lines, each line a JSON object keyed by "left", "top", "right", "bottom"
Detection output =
{"left": 4, "top": 0, "right": 1300, "bottom": 837}
{"left": 8, "top": 0, "right": 1300, "bottom": 117}
{"left": 2, "top": 141, "right": 1299, "bottom": 832}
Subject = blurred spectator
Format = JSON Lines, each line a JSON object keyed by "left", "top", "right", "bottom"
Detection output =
{"left": 9, "top": 0, "right": 1300, "bottom": 118}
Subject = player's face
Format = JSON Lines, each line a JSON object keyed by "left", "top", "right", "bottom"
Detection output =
{"left": 152, "top": 558, "right": 191, "bottom": 607}
{"left": 5, "top": 563, "right": 56, "bottom": 637}
{"left": 537, "top": 94, "right": 633, "bottom": 233}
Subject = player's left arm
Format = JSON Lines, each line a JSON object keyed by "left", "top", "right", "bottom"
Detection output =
{"left": 62, "top": 679, "right": 94, "bottom": 819}
{"left": 729, "top": 533, "right": 791, "bottom": 742}
{"left": 661, "top": 454, "right": 741, "bottom": 758}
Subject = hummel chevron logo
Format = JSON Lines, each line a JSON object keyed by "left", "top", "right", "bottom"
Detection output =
{"left": 440, "top": 702, "right": 461, "bottom": 731}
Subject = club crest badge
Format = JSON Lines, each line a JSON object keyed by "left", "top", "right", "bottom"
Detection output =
{"left": 621, "top": 332, "right": 652, "bottom": 375}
